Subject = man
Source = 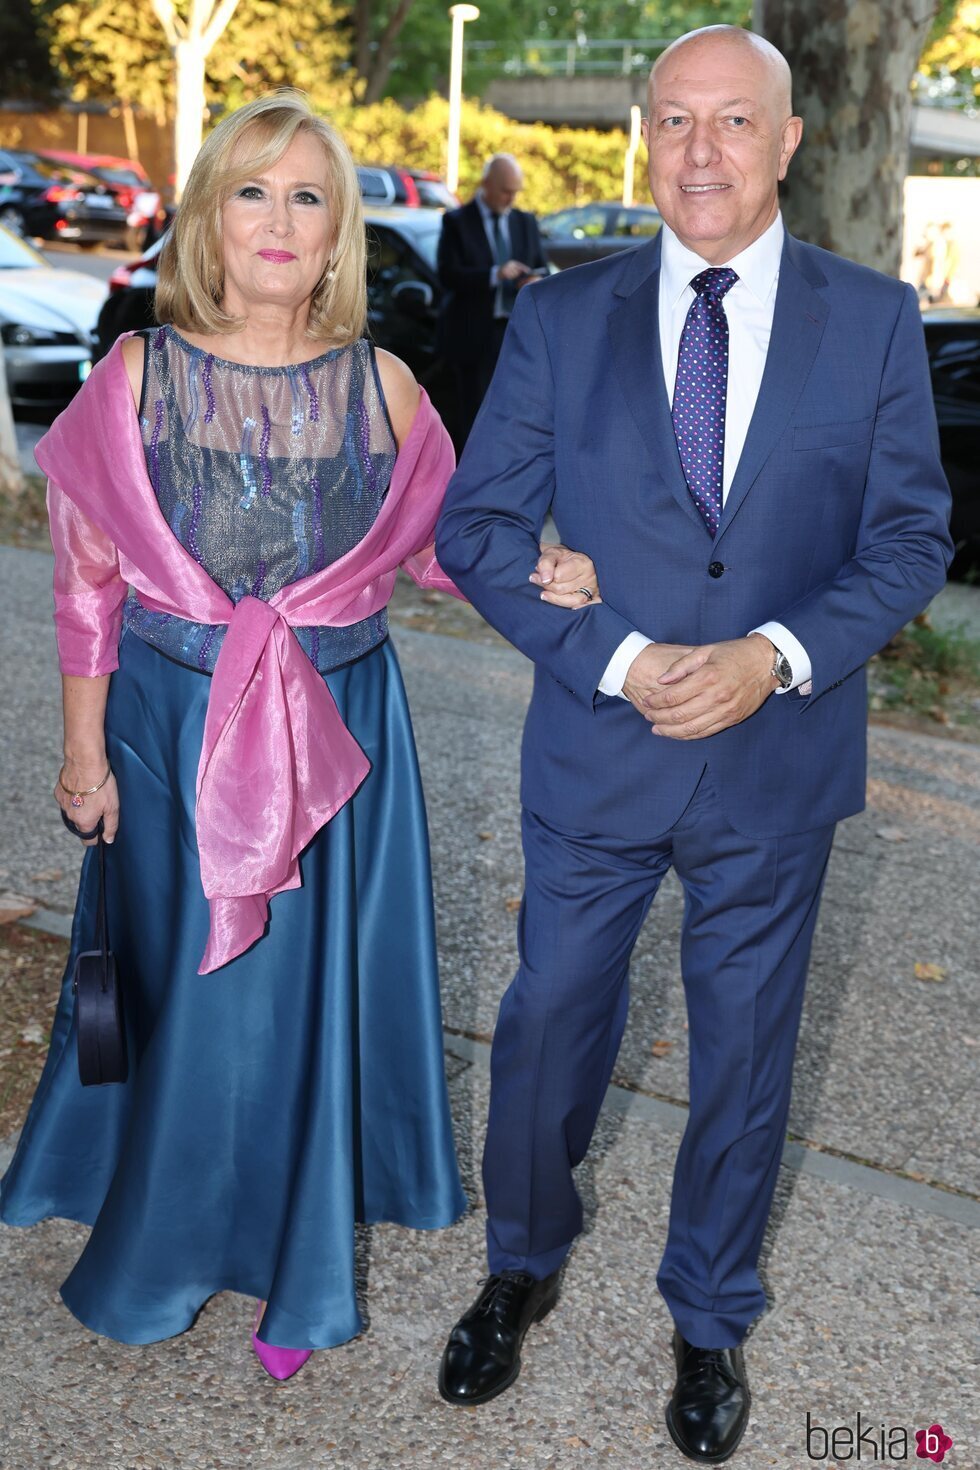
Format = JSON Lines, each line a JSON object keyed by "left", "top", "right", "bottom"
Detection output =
{"left": 434, "top": 26, "right": 952, "bottom": 1466}
{"left": 436, "top": 152, "right": 547, "bottom": 448}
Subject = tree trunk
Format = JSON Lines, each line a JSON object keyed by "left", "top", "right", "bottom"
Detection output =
{"left": 754, "top": 0, "right": 940, "bottom": 274}
{"left": 174, "top": 35, "right": 207, "bottom": 197}
{"left": 361, "top": 0, "right": 416, "bottom": 105}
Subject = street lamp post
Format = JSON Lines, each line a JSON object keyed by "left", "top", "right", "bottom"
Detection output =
{"left": 447, "top": 4, "right": 480, "bottom": 196}
{"left": 622, "top": 104, "right": 642, "bottom": 208}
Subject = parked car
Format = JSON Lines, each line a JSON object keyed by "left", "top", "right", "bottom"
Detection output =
{"left": 922, "top": 307, "right": 980, "bottom": 575}
{"left": 356, "top": 165, "right": 457, "bottom": 210}
{"left": 38, "top": 150, "right": 167, "bottom": 250}
{"left": 539, "top": 202, "right": 663, "bottom": 269}
{"left": 0, "top": 149, "right": 131, "bottom": 249}
{"left": 0, "top": 224, "right": 103, "bottom": 408}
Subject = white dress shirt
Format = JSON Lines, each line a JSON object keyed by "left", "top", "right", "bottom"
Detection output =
{"left": 475, "top": 191, "right": 512, "bottom": 312}
{"left": 598, "top": 214, "right": 812, "bottom": 697}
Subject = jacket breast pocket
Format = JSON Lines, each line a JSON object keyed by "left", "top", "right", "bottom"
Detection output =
{"left": 793, "top": 415, "right": 875, "bottom": 452}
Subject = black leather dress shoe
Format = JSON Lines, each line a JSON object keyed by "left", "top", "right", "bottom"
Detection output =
{"left": 438, "top": 1269, "right": 561, "bottom": 1406}
{"left": 665, "top": 1331, "right": 751, "bottom": 1463}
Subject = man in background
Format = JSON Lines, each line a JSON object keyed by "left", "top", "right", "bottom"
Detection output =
{"left": 437, "top": 153, "right": 547, "bottom": 449}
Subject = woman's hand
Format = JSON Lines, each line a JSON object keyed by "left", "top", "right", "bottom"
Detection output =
{"left": 531, "top": 544, "right": 602, "bottom": 608}
{"left": 55, "top": 762, "right": 120, "bottom": 847}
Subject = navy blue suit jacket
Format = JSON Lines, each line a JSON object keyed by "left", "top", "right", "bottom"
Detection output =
{"left": 435, "top": 232, "right": 953, "bottom": 840}
{"left": 437, "top": 199, "right": 546, "bottom": 364}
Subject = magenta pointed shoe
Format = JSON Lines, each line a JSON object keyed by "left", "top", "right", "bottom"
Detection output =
{"left": 252, "top": 1304, "right": 313, "bottom": 1382}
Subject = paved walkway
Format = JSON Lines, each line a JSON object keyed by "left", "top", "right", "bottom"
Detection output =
{"left": 0, "top": 546, "right": 976, "bottom": 1470}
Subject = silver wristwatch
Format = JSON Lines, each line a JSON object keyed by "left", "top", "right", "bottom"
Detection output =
{"left": 771, "top": 646, "right": 793, "bottom": 689}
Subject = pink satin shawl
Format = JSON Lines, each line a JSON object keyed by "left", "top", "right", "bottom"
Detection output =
{"left": 37, "top": 335, "right": 461, "bottom": 973}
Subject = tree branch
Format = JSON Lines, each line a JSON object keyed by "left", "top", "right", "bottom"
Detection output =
{"left": 202, "top": 0, "right": 243, "bottom": 53}
{"left": 150, "top": 0, "right": 184, "bottom": 47}
{"left": 363, "top": 0, "right": 416, "bottom": 104}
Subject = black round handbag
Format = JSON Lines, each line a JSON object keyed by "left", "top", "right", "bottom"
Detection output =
{"left": 71, "top": 825, "right": 127, "bottom": 1087}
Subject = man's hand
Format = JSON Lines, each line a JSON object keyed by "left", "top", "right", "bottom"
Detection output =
{"left": 622, "top": 643, "right": 697, "bottom": 715}
{"left": 532, "top": 544, "right": 602, "bottom": 607}
{"left": 499, "top": 259, "right": 531, "bottom": 281}
{"left": 639, "top": 635, "right": 779, "bottom": 739}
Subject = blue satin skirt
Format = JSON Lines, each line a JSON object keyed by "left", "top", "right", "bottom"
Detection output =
{"left": 0, "top": 630, "right": 465, "bottom": 1347}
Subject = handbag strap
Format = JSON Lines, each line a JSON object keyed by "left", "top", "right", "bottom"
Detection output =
{"left": 94, "top": 833, "right": 110, "bottom": 988}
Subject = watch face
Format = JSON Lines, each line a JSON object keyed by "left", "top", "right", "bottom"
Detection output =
{"left": 775, "top": 652, "right": 792, "bottom": 687}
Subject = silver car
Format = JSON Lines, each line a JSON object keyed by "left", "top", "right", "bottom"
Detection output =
{"left": 0, "top": 225, "right": 104, "bottom": 408}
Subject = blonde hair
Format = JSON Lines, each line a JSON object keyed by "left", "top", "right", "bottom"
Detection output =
{"left": 155, "top": 90, "right": 366, "bottom": 346}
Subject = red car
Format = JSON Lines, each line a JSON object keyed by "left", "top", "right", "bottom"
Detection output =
{"left": 39, "top": 151, "right": 166, "bottom": 249}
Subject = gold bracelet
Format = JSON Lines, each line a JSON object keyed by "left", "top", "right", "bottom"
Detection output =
{"left": 59, "top": 765, "right": 111, "bottom": 810}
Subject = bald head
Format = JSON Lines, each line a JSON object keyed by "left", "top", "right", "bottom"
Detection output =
{"left": 650, "top": 26, "right": 793, "bottom": 123}
{"left": 481, "top": 153, "right": 524, "bottom": 213}
{"left": 641, "top": 24, "right": 803, "bottom": 265}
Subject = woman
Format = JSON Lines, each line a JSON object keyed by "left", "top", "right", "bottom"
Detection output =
{"left": 0, "top": 92, "right": 600, "bottom": 1380}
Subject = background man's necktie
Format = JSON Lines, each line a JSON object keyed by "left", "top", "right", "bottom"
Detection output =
{"left": 671, "top": 267, "right": 739, "bottom": 536}
{"left": 492, "top": 211, "right": 518, "bottom": 316}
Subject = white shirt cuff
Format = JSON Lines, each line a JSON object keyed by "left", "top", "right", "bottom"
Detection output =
{"left": 599, "top": 632, "right": 654, "bottom": 698}
{"left": 752, "top": 621, "right": 812, "bottom": 696}
{"left": 490, "top": 266, "right": 500, "bottom": 287}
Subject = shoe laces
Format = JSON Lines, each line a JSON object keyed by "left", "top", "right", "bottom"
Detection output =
{"left": 478, "top": 1271, "right": 535, "bottom": 1317}
{"left": 688, "top": 1347, "right": 738, "bottom": 1384}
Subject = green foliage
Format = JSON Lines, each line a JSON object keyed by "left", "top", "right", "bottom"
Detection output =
{"left": 0, "top": 0, "right": 58, "bottom": 102}
{"left": 920, "top": 1, "right": 980, "bottom": 101}
{"left": 373, "top": 0, "right": 751, "bottom": 103}
{"left": 39, "top": 0, "right": 351, "bottom": 117}
{"left": 327, "top": 93, "right": 645, "bottom": 213}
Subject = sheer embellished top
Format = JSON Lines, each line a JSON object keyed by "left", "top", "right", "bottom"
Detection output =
{"left": 122, "top": 325, "right": 398, "bottom": 674}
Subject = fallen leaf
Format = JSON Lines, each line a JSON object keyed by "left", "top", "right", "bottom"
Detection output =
{"left": 914, "top": 963, "right": 947, "bottom": 982}
{"left": 0, "top": 894, "right": 36, "bottom": 924}
{"left": 29, "top": 868, "right": 63, "bottom": 883}
{"left": 565, "top": 1437, "right": 590, "bottom": 1449}
{"left": 504, "top": 897, "right": 522, "bottom": 913}
{"left": 421, "top": 591, "right": 445, "bottom": 605}
{"left": 651, "top": 1039, "right": 674, "bottom": 1058}
{"left": 477, "top": 832, "right": 494, "bottom": 842}
{"left": 876, "top": 827, "right": 909, "bottom": 843}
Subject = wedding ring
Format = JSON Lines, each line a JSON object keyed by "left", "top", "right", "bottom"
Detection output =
{"left": 576, "top": 587, "right": 594, "bottom": 602}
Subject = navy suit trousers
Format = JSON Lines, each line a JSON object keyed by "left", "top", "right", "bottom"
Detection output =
{"left": 482, "top": 770, "right": 835, "bottom": 1347}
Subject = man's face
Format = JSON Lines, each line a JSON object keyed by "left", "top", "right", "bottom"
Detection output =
{"left": 481, "top": 163, "right": 522, "bottom": 214}
{"left": 642, "top": 35, "right": 802, "bottom": 264}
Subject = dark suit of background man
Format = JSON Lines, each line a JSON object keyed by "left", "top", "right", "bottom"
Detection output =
{"left": 437, "top": 153, "right": 547, "bottom": 449}
{"left": 435, "top": 24, "right": 953, "bottom": 1466}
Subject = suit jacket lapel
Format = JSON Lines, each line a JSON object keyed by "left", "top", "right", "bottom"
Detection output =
{"left": 607, "top": 235, "right": 707, "bottom": 531}
{"left": 716, "top": 235, "right": 829, "bottom": 542}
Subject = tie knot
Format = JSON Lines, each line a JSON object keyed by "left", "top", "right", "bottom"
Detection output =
{"left": 691, "top": 267, "right": 738, "bottom": 301}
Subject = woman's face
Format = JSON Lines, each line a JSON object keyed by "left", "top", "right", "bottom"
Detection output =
{"left": 220, "top": 130, "right": 334, "bottom": 318}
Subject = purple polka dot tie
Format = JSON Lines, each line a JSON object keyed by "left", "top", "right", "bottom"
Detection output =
{"left": 671, "top": 267, "right": 739, "bottom": 537}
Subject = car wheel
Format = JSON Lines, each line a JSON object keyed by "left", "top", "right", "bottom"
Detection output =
{"left": 0, "top": 205, "right": 26, "bottom": 235}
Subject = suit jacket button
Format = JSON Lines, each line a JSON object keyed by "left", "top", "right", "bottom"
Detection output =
{"left": 708, "top": 561, "right": 725, "bottom": 579}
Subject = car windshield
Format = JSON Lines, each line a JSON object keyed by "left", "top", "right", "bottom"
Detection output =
{"left": 0, "top": 226, "right": 47, "bottom": 270}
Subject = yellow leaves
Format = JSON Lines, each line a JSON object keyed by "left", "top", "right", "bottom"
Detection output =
{"left": 651, "top": 1039, "right": 674, "bottom": 1058}
{"left": 913, "top": 963, "right": 947, "bottom": 983}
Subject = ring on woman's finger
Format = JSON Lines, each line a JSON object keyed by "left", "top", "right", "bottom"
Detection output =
{"left": 576, "top": 587, "right": 594, "bottom": 602}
